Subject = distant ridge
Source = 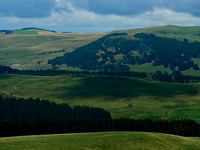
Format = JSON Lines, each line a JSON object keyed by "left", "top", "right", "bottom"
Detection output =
{"left": 0, "top": 27, "right": 57, "bottom": 35}
{"left": 0, "top": 30, "right": 13, "bottom": 35}
{"left": 20, "top": 27, "right": 57, "bottom": 33}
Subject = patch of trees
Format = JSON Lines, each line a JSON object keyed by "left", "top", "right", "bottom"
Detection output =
{"left": 21, "top": 27, "right": 57, "bottom": 33}
{"left": 0, "top": 65, "right": 192, "bottom": 83}
{"left": 0, "top": 118, "right": 200, "bottom": 137}
{"left": 0, "top": 95, "right": 199, "bottom": 137}
{"left": 0, "top": 95, "right": 111, "bottom": 121}
{"left": 48, "top": 33, "right": 129, "bottom": 71}
{"left": 159, "top": 31, "right": 168, "bottom": 34}
{"left": 48, "top": 32, "right": 200, "bottom": 72}
{"left": 102, "top": 63, "right": 130, "bottom": 72}
{"left": 39, "top": 49, "right": 66, "bottom": 55}
{"left": 133, "top": 33, "right": 200, "bottom": 71}
{"left": 0, "top": 65, "right": 18, "bottom": 73}
{"left": 0, "top": 30, "right": 13, "bottom": 35}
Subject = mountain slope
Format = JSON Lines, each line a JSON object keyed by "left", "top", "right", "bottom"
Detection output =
{"left": 0, "top": 28, "right": 105, "bottom": 70}
{"left": 48, "top": 27, "right": 200, "bottom": 74}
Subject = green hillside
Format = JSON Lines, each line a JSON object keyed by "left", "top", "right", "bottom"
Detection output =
{"left": 0, "top": 28, "right": 56, "bottom": 35}
{"left": 1, "top": 74, "right": 200, "bottom": 122}
{"left": 1, "top": 25, "right": 200, "bottom": 74}
{"left": 0, "top": 132, "right": 200, "bottom": 150}
{"left": 119, "top": 25, "right": 200, "bottom": 42}
{"left": 0, "top": 28, "right": 105, "bottom": 70}
{"left": 48, "top": 25, "right": 200, "bottom": 76}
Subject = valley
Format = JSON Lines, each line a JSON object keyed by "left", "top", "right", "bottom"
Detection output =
{"left": 1, "top": 26, "right": 200, "bottom": 149}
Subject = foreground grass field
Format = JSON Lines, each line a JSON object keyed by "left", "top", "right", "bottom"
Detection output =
{"left": 1, "top": 74, "right": 200, "bottom": 122}
{"left": 0, "top": 132, "right": 200, "bottom": 150}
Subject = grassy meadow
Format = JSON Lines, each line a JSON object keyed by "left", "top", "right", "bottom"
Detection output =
{"left": 0, "top": 132, "right": 200, "bottom": 150}
{"left": 119, "top": 25, "right": 200, "bottom": 42}
{"left": 1, "top": 74, "right": 200, "bottom": 122}
{"left": 0, "top": 31, "right": 105, "bottom": 70}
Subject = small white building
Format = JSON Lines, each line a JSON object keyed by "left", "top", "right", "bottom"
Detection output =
{"left": 10, "top": 63, "right": 20, "bottom": 67}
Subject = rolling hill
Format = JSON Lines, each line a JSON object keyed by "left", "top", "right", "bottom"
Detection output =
{"left": 47, "top": 25, "right": 200, "bottom": 76}
{"left": 0, "top": 132, "right": 200, "bottom": 150}
{"left": 1, "top": 25, "right": 200, "bottom": 76}
{"left": 0, "top": 28, "right": 105, "bottom": 70}
{"left": 0, "top": 27, "right": 56, "bottom": 35}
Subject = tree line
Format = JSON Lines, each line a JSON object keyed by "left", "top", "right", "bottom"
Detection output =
{"left": 0, "top": 95, "right": 111, "bottom": 121}
{"left": 0, "top": 30, "right": 13, "bottom": 35}
{"left": 0, "top": 65, "right": 194, "bottom": 83}
{"left": 0, "top": 95, "right": 200, "bottom": 137}
{"left": 1, "top": 118, "right": 199, "bottom": 137}
{"left": 38, "top": 49, "right": 66, "bottom": 55}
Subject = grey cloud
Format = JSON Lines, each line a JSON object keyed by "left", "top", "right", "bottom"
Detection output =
{"left": 72, "top": 0, "right": 200, "bottom": 17}
{"left": 0, "top": 0, "right": 200, "bottom": 20}
{"left": 0, "top": 0, "right": 55, "bottom": 18}
{"left": 164, "top": 0, "right": 200, "bottom": 17}
{"left": 87, "top": 0, "right": 160, "bottom": 15}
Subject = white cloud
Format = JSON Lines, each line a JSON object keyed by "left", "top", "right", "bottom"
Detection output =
{"left": 0, "top": 5, "right": 200, "bottom": 33}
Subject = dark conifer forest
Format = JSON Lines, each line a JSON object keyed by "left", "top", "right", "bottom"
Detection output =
{"left": 0, "top": 95, "right": 200, "bottom": 137}
{"left": 0, "top": 95, "right": 111, "bottom": 121}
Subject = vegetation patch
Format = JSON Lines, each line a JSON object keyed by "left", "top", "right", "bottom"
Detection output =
{"left": 15, "top": 30, "right": 38, "bottom": 35}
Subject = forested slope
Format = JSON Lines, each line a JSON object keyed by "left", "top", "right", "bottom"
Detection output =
{"left": 48, "top": 32, "right": 200, "bottom": 73}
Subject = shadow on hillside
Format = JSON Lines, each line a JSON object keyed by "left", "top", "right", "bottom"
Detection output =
{"left": 63, "top": 76, "right": 198, "bottom": 99}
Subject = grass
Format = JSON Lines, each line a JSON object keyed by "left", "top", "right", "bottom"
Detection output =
{"left": 15, "top": 30, "right": 38, "bottom": 35}
{"left": 119, "top": 25, "right": 200, "bottom": 42}
{"left": 1, "top": 74, "right": 200, "bottom": 122}
{"left": 0, "top": 132, "right": 200, "bottom": 150}
{"left": 0, "top": 32, "right": 105, "bottom": 70}
{"left": 129, "top": 62, "right": 172, "bottom": 74}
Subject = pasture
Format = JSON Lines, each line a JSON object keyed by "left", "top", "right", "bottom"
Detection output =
{"left": 0, "top": 32, "right": 104, "bottom": 70}
{"left": 1, "top": 74, "right": 200, "bottom": 122}
{"left": 0, "top": 132, "right": 200, "bottom": 150}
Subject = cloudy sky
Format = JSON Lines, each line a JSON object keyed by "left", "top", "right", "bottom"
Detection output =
{"left": 0, "top": 0, "right": 200, "bottom": 33}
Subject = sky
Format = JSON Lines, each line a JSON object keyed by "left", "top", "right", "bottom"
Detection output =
{"left": 0, "top": 0, "right": 200, "bottom": 33}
